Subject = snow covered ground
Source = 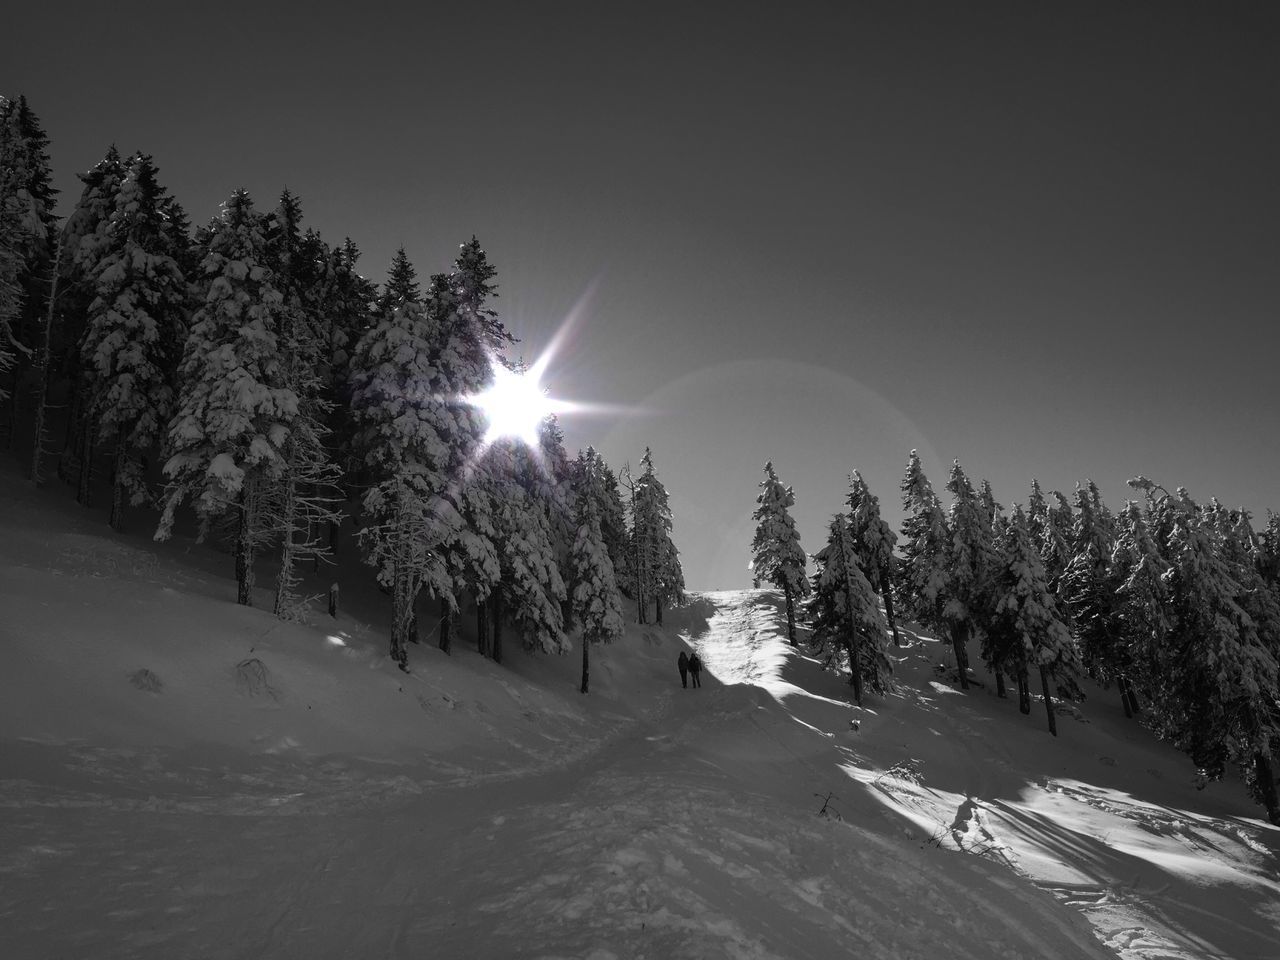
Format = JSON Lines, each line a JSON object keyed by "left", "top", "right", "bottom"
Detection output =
{"left": 2, "top": 470, "right": 1278, "bottom": 959}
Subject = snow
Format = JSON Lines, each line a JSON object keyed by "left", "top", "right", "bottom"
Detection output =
{"left": 2, "top": 468, "right": 1278, "bottom": 959}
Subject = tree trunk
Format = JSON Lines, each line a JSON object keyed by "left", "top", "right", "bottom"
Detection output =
{"left": 108, "top": 439, "right": 127, "bottom": 532}
{"left": 389, "top": 569, "right": 412, "bottom": 671}
{"left": 1118, "top": 676, "right": 1133, "bottom": 719}
{"left": 2, "top": 376, "right": 16, "bottom": 450}
{"left": 273, "top": 469, "right": 300, "bottom": 617}
{"left": 235, "top": 484, "right": 257, "bottom": 607}
{"left": 995, "top": 670, "right": 1007, "bottom": 699}
{"left": 950, "top": 621, "right": 970, "bottom": 690}
{"left": 491, "top": 587, "right": 504, "bottom": 664}
{"left": 655, "top": 595, "right": 663, "bottom": 625}
{"left": 580, "top": 633, "right": 590, "bottom": 694}
{"left": 28, "top": 250, "right": 58, "bottom": 486}
{"left": 76, "top": 423, "right": 94, "bottom": 507}
{"left": 476, "top": 598, "right": 489, "bottom": 657}
{"left": 1017, "top": 670, "right": 1031, "bottom": 715}
{"left": 636, "top": 583, "right": 647, "bottom": 624}
{"left": 58, "top": 382, "right": 84, "bottom": 486}
{"left": 328, "top": 582, "right": 339, "bottom": 618}
{"left": 1039, "top": 667, "right": 1057, "bottom": 737}
{"left": 438, "top": 600, "right": 453, "bottom": 654}
{"left": 1124, "top": 681, "right": 1141, "bottom": 716}
{"left": 1253, "top": 751, "right": 1280, "bottom": 827}
{"left": 847, "top": 635, "right": 863, "bottom": 707}
{"left": 879, "top": 563, "right": 901, "bottom": 646}
{"left": 783, "top": 582, "right": 796, "bottom": 645}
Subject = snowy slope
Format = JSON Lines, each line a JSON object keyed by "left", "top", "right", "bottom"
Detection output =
{"left": 694, "top": 591, "right": 1280, "bottom": 960}
{"left": 1, "top": 469, "right": 1275, "bottom": 959}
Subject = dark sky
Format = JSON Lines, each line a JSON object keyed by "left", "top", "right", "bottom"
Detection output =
{"left": 8, "top": 2, "right": 1279, "bottom": 589}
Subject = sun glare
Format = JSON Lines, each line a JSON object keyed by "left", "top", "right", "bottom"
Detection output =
{"left": 461, "top": 286, "right": 632, "bottom": 452}
{"left": 469, "top": 360, "right": 560, "bottom": 446}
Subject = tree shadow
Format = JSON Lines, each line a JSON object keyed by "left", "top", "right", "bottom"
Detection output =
{"left": 664, "top": 593, "right": 718, "bottom": 642}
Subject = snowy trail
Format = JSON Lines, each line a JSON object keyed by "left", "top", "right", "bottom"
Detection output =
{"left": 1, "top": 590, "right": 1118, "bottom": 960}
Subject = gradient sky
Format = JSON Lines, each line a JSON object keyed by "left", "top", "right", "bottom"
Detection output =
{"left": 8, "top": 2, "right": 1279, "bottom": 589}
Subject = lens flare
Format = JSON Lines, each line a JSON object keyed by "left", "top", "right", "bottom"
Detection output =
{"left": 469, "top": 359, "right": 566, "bottom": 446}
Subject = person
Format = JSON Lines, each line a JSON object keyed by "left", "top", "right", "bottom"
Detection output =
{"left": 688, "top": 652, "right": 703, "bottom": 688}
{"left": 677, "top": 651, "right": 689, "bottom": 688}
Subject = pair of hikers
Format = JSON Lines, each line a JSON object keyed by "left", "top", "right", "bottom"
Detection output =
{"left": 677, "top": 651, "right": 703, "bottom": 688}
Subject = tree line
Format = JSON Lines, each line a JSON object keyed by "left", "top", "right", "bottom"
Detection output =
{"left": 0, "top": 94, "right": 685, "bottom": 689}
{"left": 752, "top": 455, "right": 1280, "bottom": 826}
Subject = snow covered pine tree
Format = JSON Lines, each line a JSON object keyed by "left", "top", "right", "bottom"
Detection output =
{"left": 79, "top": 153, "right": 188, "bottom": 531}
{"left": 751, "top": 460, "right": 810, "bottom": 645}
{"left": 571, "top": 447, "right": 624, "bottom": 694}
{"left": 991, "top": 505, "right": 1079, "bottom": 735}
{"left": 155, "top": 190, "right": 296, "bottom": 608}
{"left": 897, "top": 451, "right": 953, "bottom": 673}
{"left": 808, "top": 513, "right": 890, "bottom": 706}
{"left": 845, "top": 469, "right": 902, "bottom": 646}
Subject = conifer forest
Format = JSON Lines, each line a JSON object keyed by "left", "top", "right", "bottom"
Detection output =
{"left": 4, "top": 73, "right": 1280, "bottom": 959}
{"left": 6, "top": 93, "right": 1280, "bottom": 824}
{"left": 0, "top": 94, "right": 683, "bottom": 680}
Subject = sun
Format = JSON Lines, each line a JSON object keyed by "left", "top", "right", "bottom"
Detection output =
{"left": 461, "top": 284, "right": 628, "bottom": 451}
{"left": 468, "top": 359, "right": 561, "bottom": 446}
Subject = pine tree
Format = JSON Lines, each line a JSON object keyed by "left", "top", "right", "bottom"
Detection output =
{"left": 1028, "top": 480, "right": 1074, "bottom": 616}
{"left": 349, "top": 270, "right": 488, "bottom": 667}
{"left": 316, "top": 237, "right": 376, "bottom": 559}
{"left": 941, "top": 460, "right": 1000, "bottom": 690}
{"left": 452, "top": 236, "right": 515, "bottom": 350}
{"left": 750, "top": 461, "right": 809, "bottom": 644}
{"left": 1258, "top": 512, "right": 1280, "bottom": 590}
{"left": 0, "top": 162, "right": 25, "bottom": 399}
{"left": 428, "top": 252, "right": 531, "bottom": 659}
{"left": 0, "top": 96, "right": 57, "bottom": 339}
{"left": 1137, "top": 484, "right": 1280, "bottom": 824}
{"left": 484, "top": 439, "right": 568, "bottom": 659}
{"left": 350, "top": 247, "right": 504, "bottom": 667}
{"left": 1063, "top": 481, "right": 1128, "bottom": 712}
{"left": 264, "top": 192, "right": 343, "bottom": 617}
{"left": 57, "top": 148, "right": 128, "bottom": 500}
{"left": 2, "top": 96, "right": 56, "bottom": 244}
{"left": 655, "top": 533, "right": 686, "bottom": 621}
{"left": 322, "top": 238, "right": 375, "bottom": 413}
{"left": 0, "top": 95, "right": 57, "bottom": 408}
{"left": 350, "top": 295, "right": 454, "bottom": 668}
{"left": 898, "top": 450, "right": 951, "bottom": 639}
{"left": 155, "top": 190, "right": 295, "bottom": 609}
{"left": 536, "top": 415, "right": 579, "bottom": 628}
{"left": 571, "top": 447, "right": 624, "bottom": 693}
{"left": 597, "top": 459, "right": 633, "bottom": 594}
{"left": 1213, "top": 507, "right": 1280, "bottom": 822}
{"left": 632, "top": 448, "right": 682, "bottom": 624}
{"left": 78, "top": 153, "right": 188, "bottom": 530}
{"left": 380, "top": 246, "right": 420, "bottom": 309}
{"left": 809, "top": 514, "right": 891, "bottom": 705}
{"left": 992, "top": 506, "right": 1079, "bottom": 734}
{"left": 159, "top": 193, "right": 196, "bottom": 279}
{"left": 846, "top": 469, "right": 901, "bottom": 646}
{"left": 1112, "top": 497, "right": 1170, "bottom": 716}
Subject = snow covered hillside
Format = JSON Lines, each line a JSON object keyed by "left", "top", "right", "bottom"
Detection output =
{"left": 2, "top": 471, "right": 1277, "bottom": 959}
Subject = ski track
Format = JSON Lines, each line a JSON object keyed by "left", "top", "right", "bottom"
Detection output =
{"left": 3, "top": 589, "right": 1277, "bottom": 958}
